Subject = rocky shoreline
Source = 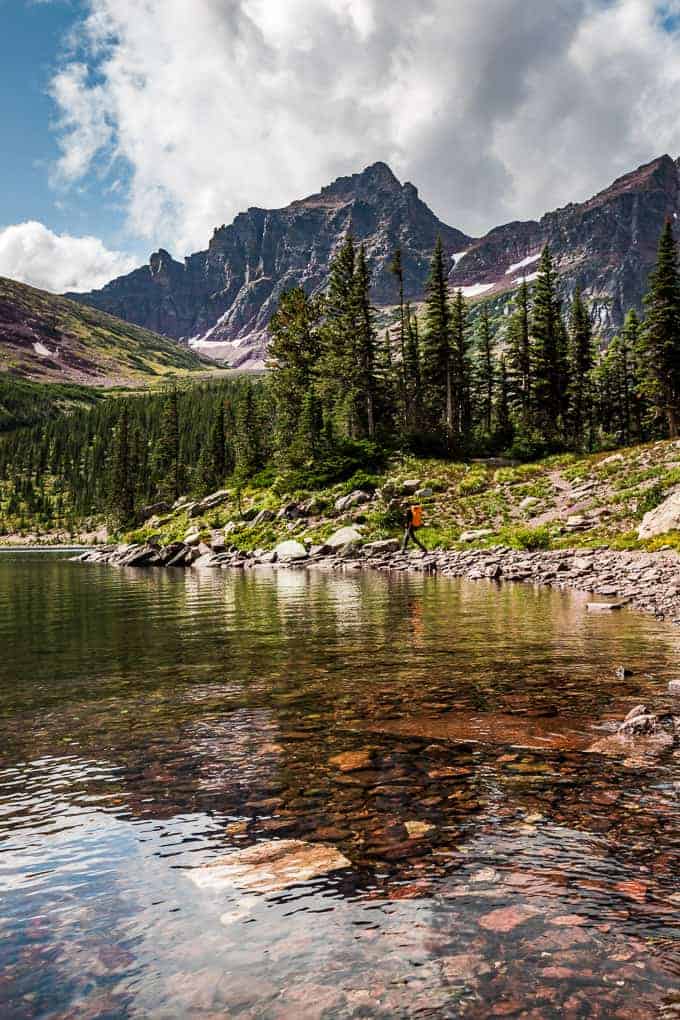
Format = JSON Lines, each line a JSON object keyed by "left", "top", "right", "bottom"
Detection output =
{"left": 75, "top": 538, "right": 680, "bottom": 625}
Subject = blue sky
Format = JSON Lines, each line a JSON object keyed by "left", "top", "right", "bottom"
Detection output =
{"left": 3, "top": 0, "right": 680, "bottom": 294}
{"left": 0, "top": 0, "right": 136, "bottom": 254}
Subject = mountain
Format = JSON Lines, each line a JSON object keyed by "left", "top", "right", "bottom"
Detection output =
{"left": 70, "top": 155, "right": 680, "bottom": 366}
{"left": 448, "top": 154, "right": 680, "bottom": 332}
{"left": 0, "top": 275, "right": 210, "bottom": 387}
{"left": 69, "top": 162, "right": 471, "bottom": 367}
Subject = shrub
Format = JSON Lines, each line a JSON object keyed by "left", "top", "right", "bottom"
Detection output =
{"left": 498, "top": 524, "right": 552, "bottom": 550}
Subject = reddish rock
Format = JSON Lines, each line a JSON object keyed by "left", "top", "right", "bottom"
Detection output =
{"left": 478, "top": 904, "right": 540, "bottom": 933}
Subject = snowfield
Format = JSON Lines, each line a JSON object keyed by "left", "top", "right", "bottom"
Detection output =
{"left": 505, "top": 252, "right": 540, "bottom": 275}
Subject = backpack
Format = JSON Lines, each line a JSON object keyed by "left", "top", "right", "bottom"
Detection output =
{"left": 411, "top": 505, "right": 423, "bottom": 528}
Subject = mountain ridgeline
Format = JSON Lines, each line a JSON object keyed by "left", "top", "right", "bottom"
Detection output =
{"left": 69, "top": 155, "right": 680, "bottom": 367}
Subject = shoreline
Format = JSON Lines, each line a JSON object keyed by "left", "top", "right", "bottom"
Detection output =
{"left": 74, "top": 542, "right": 680, "bottom": 625}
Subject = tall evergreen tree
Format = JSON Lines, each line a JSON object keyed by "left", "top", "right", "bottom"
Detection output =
{"left": 421, "top": 236, "right": 454, "bottom": 443}
{"left": 110, "top": 405, "right": 135, "bottom": 524}
{"left": 639, "top": 220, "right": 680, "bottom": 437}
{"left": 506, "top": 279, "right": 531, "bottom": 425}
{"left": 353, "top": 244, "right": 378, "bottom": 439}
{"left": 566, "top": 288, "right": 594, "bottom": 449}
{"left": 154, "top": 388, "right": 182, "bottom": 501}
{"left": 475, "top": 305, "right": 495, "bottom": 435}
{"left": 531, "top": 246, "right": 564, "bottom": 441}
{"left": 268, "top": 287, "right": 322, "bottom": 463}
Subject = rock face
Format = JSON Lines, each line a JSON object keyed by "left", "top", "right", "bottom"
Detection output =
{"left": 69, "top": 155, "right": 680, "bottom": 367}
{"left": 450, "top": 154, "right": 680, "bottom": 335}
{"left": 638, "top": 488, "right": 680, "bottom": 538}
{"left": 69, "top": 162, "right": 469, "bottom": 368}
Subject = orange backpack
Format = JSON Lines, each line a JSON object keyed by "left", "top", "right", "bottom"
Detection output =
{"left": 411, "top": 505, "right": 423, "bottom": 528}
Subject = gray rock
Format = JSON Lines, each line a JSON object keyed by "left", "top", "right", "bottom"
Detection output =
{"left": 416, "top": 487, "right": 433, "bottom": 498}
{"left": 183, "top": 531, "right": 201, "bottom": 547}
{"left": 274, "top": 540, "right": 308, "bottom": 562}
{"left": 669, "top": 679, "right": 680, "bottom": 694}
{"left": 638, "top": 489, "right": 680, "bottom": 539}
{"left": 326, "top": 526, "right": 363, "bottom": 549}
{"left": 140, "top": 501, "right": 171, "bottom": 521}
{"left": 334, "top": 490, "right": 371, "bottom": 512}
{"left": 364, "top": 539, "right": 400, "bottom": 555}
{"left": 401, "top": 478, "right": 421, "bottom": 494}
{"left": 459, "top": 529, "right": 494, "bottom": 543}
{"left": 251, "top": 509, "right": 275, "bottom": 527}
{"left": 519, "top": 496, "right": 539, "bottom": 510}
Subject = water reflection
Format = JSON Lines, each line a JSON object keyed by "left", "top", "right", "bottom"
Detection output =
{"left": 0, "top": 553, "right": 678, "bottom": 1018}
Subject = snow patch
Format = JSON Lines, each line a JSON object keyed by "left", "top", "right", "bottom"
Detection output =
{"left": 451, "top": 251, "right": 468, "bottom": 266}
{"left": 505, "top": 252, "right": 540, "bottom": 275}
{"left": 523, "top": 271, "right": 540, "bottom": 283}
{"left": 458, "top": 283, "right": 494, "bottom": 298}
{"left": 33, "top": 342, "right": 52, "bottom": 357}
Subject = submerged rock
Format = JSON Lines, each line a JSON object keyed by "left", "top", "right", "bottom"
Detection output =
{"left": 329, "top": 749, "right": 374, "bottom": 772}
{"left": 188, "top": 839, "right": 351, "bottom": 894}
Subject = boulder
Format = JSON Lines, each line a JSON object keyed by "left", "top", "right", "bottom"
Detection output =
{"left": 140, "top": 501, "right": 171, "bottom": 521}
{"left": 364, "top": 539, "right": 400, "bottom": 555}
{"left": 274, "top": 540, "right": 308, "bottom": 562}
{"left": 459, "top": 529, "right": 494, "bottom": 543}
{"left": 638, "top": 489, "right": 680, "bottom": 539}
{"left": 195, "top": 489, "right": 230, "bottom": 513}
{"left": 183, "top": 531, "right": 201, "bottom": 547}
{"left": 157, "top": 541, "right": 187, "bottom": 566}
{"left": 416, "top": 487, "right": 433, "bottom": 498}
{"left": 326, "top": 526, "right": 363, "bottom": 549}
{"left": 277, "top": 502, "right": 305, "bottom": 520}
{"left": 520, "top": 496, "right": 539, "bottom": 510}
{"left": 334, "top": 490, "right": 371, "bottom": 512}
{"left": 211, "top": 530, "right": 226, "bottom": 552}
{"left": 120, "top": 544, "right": 159, "bottom": 567}
{"left": 251, "top": 509, "right": 275, "bottom": 527}
{"left": 192, "top": 552, "right": 219, "bottom": 569}
{"left": 401, "top": 478, "right": 421, "bottom": 494}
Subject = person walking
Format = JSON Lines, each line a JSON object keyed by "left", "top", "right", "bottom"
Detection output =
{"left": 402, "top": 504, "right": 427, "bottom": 553}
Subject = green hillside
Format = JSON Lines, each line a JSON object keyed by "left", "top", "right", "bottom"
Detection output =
{"left": 0, "top": 275, "right": 211, "bottom": 389}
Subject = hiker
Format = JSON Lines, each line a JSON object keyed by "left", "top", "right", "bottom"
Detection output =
{"left": 402, "top": 504, "right": 427, "bottom": 552}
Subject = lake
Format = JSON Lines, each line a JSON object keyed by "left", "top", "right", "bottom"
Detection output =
{"left": 0, "top": 552, "right": 678, "bottom": 1019}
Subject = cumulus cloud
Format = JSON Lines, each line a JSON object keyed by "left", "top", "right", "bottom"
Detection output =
{"left": 0, "top": 221, "right": 138, "bottom": 293}
{"left": 48, "top": 0, "right": 680, "bottom": 253}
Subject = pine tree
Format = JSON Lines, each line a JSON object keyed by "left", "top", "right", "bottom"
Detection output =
{"left": 421, "top": 236, "right": 453, "bottom": 443}
{"left": 154, "top": 388, "right": 182, "bottom": 501}
{"left": 404, "top": 302, "right": 422, "bottom": 426}
{"left": 318, "top": 236, "right": 358, "bottom": 435}
{"left": 110, "top": 405, "right": 135, "bottom": 524}
{"left": 475, "top": 305, "right": 495, "bottom": 435}
{"left": 268, "top": 287, "right": 322, "bottom": 463}
{"left": 451, "top": 288, "right": 471, "bottom": 444}
{"left": 390, "top": 246, "right": 408, "bottom": 421}
{"left": 353, "top": 244, "right": 378, "bottom": 439}
{"left": 566, "top": 288, "right": 594, "bottom": 449}
{"left": 494, "top": 356, "right": 514, "bottom": 449}
{"left": 506, "top": 279, "right": 531, "bottom": 425}
{"left": 531, "top": 246, "right": 564, "bottom": 441}
{"left": 639, "top": 220, "right": 680, "bottom": 437}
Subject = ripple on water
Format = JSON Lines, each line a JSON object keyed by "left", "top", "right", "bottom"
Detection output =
{"left": 0, "top": 553, "right": 678, "bottom": 1018}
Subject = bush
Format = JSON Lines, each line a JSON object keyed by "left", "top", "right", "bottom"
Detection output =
{"left": 499, "top": 524, "right": 552, "bottom": 550}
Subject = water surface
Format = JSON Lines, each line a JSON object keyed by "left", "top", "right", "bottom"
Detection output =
{"left": 0, "top": 553, "right": 678, "bottom": 1018}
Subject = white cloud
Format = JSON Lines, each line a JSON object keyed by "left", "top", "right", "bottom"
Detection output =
{"left": 48, "top": 0, "right": 680, "bottom": 254}
{"left": 0, "top": 221, "right": 137, "bottom": 293}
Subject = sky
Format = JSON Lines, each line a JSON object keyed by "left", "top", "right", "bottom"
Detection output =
{"left": 3, "top": 0, "right": 680, "bottom": 293}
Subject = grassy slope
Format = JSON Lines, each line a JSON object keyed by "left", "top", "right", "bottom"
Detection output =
{"left": 125, "top": 439, "right": 680, "bottom": 554}
{"left": 0, "top": 276, "right": 211, "bottom": 388}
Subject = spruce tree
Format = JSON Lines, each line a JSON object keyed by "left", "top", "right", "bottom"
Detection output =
{"left": 451, "top": 288, "right": 471, "bottom": 444}
{"left": 154, "top": 388, "right": 182, "bottom": 502}
{"left": 531, "top": 246, "right": 564, "bottom": 442}
{"left": 268, "top": 287, "right": 322, "bottom": 463}
{"left": 506, "top": 279, "right": 531, "bottom": 425}
{"left": 421, "top": 237, "right": 453, "bottom": 443}
{"left": 110, "top": 405, "right": 135, "bottom": 524}
{"left": 390, "top": 247, "right": 408, "bottom": 420}
{"left": 566, "top": 288, "right": 594, "bottom": 449}
{"left": 639, "top": 220, "right": 680, "bottom": 437}
{"left": 475, "top": 305, "right": 495, "bottom": 435}
{"left": 353, "top": 244, "right": 378, "bottom": 439}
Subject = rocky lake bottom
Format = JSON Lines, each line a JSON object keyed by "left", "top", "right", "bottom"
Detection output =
{"left": 0, "top": 552, "right": 678, "bottom": 1019}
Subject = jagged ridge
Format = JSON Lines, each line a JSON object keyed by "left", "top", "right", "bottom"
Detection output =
{"left": 70, "top": 155, "right": 680, "bottom": 366}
